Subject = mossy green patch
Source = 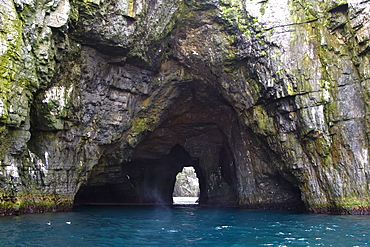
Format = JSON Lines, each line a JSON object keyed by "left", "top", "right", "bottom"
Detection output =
{"left": 308, "top": 199, "right": 370, "bottom": 214}
{"left": 3, "top": 201, "right": 70, "bottom": 214}
{"left": 127, "top": 115, "right": 161, "bottom": 147}
{"left": 286, "top": 81, "right": 295, "bottom": 95}
{"left": 0, "top": 2, "right": 23, "bottom": 125}
{"left": 219, "top": 0, "right": 253, "bottom": 37}
{"left": 70, "top": 0, "right": 101, "bottom": 20}
{"left": 128, "top": 0, "right": 135, "bottom": 17}
{"left": 246, "top": 105, "right": 276, "bottom": 136}
{"left": 132, "top": 117, "right": 150, "bottom": 133}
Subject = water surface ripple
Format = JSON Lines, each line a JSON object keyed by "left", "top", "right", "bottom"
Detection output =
{"left": 0, "top": 206, "right": 369, "bottom": 246}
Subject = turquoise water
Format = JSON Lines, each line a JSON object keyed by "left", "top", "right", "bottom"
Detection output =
{"left": 0, "top": 206, "right": 369, "bottom": 246}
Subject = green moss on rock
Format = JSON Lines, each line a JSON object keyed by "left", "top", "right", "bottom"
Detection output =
{"left": 246, "top": 105, "right": 277, "bottom": 136}
{"left": 0, "top": 0, "right": 23, "bottom": 125}
{"left": 0, "top": 195, "right": 73, "bottom": 216}
{"left": 308, "top": 199, "right": 370, "bottom": 215}
{"left": 127, "top": 115, "right": 161, "bottom": 147}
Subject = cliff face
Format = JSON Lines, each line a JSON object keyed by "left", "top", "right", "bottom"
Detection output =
{"left": 0, "top": 0, "right": 370, "bottom": 215}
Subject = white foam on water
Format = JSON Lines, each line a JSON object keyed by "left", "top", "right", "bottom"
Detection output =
{"left": 173, "top": 197, "right": 198, "bottom": 205}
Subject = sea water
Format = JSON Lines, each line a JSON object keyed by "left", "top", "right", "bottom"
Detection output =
{"left": 0, "top": 206, "right": 369, "bottom": 246}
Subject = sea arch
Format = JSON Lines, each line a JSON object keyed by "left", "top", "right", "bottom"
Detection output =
{"left": 74, "top": 78, "right": 304, "bottom": 209}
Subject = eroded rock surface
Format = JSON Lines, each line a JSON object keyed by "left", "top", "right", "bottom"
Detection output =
{"left": 0, "top": 0, "right": 370, "bottom": 215}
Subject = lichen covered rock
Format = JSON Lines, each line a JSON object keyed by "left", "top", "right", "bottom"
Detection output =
{"left": 1, "top": 0, "right": 370, "bottom": 215}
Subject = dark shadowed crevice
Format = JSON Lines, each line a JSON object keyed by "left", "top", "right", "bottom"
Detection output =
{"left": 328, "top": 3, "right": 348, "bottom": 13}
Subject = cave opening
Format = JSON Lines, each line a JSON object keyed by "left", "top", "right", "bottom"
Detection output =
{"left": 74, "top": 144, "right": 205, "bottom": 206}
{"left": 123, "top": 81, "right": 240, "bottom": 206}
{"left": 73, "top": 81, "right": 239, "bottom": 207}
{"left": 73, "top": 80, "right": 305, "bottom": 210}
{"left": 172, "top": 166, "right": 200, "bottom": 205}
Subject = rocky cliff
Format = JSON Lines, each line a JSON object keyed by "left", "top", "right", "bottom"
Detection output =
{"left": 173, "top": 166, "right": 200, "bottom": 197}
{"left": 0, "top": 0, "right": 370, "bottom": 215}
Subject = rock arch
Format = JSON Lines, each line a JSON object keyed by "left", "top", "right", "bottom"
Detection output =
{"left": 74, "top": 76, "right": 304, "bottom": 209}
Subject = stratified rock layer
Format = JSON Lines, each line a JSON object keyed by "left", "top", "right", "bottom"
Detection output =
{"left": 0, "top": 0, "right": 370, "bottom": 215}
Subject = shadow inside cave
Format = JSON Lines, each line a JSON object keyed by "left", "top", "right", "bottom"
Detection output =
{"left": 74, "top": 145, "right": 207, "bottom": 206}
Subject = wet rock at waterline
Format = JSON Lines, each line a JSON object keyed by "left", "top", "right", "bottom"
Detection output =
{"left": 1, "top": 0, "right": 370, "bottom": 215}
